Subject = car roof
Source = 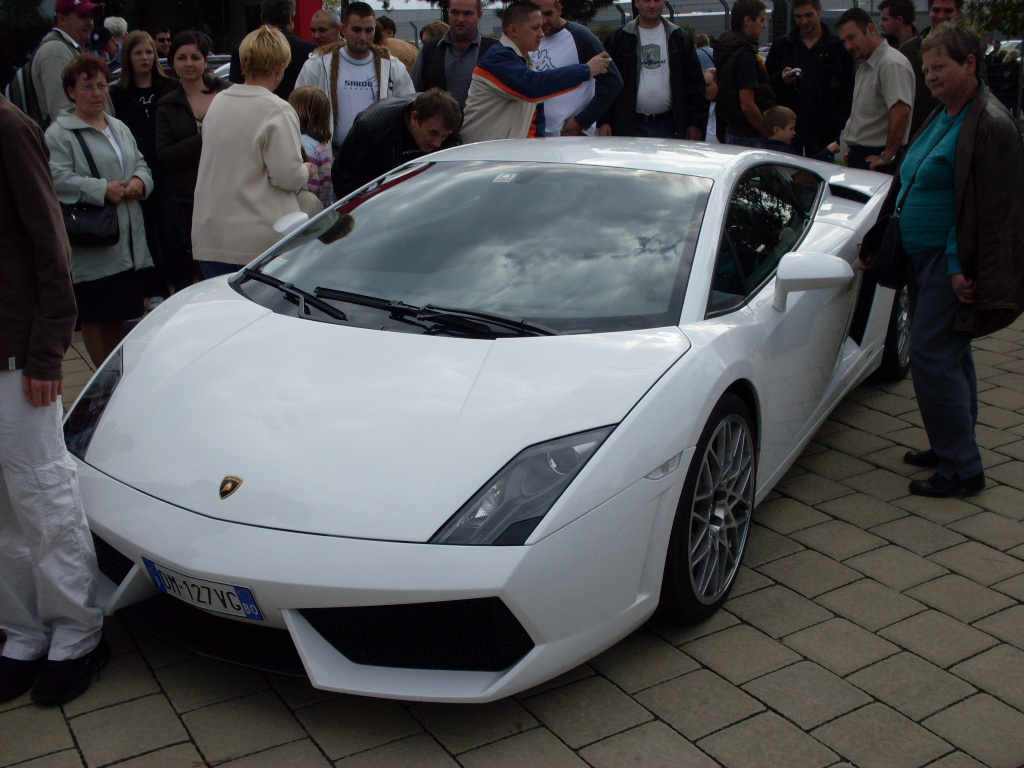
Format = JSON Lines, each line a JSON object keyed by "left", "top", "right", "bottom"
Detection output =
{"left": 427, "top": 138, "right": 890, "bottom": 197}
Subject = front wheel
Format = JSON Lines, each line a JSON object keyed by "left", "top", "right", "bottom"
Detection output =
{"left": 659, "top": 394, "right": 755, "bottom": 622}
{"left": 874, "top": 285, "right": 911, "bottom": 382}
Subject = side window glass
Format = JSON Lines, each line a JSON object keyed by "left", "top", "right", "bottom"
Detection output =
{"left": 706, "top": 165, "right": 819, "bottom": 316}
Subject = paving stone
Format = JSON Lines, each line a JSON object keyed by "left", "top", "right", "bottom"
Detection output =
{"left": 106, "top": 744, "right": 207, "bottom": 768}
{"left": 514, "top": 664, "right": 595, "bottom": 699}
{"left": 790, "top": 520, "right": 887, "bottom": 560}
{"left": 975, "top": 424, "right": 1021, "bottom": 449}
{"left": 842, "top": 468, "right": 914, "bottom": 502}
{"left": 973, "top": 606, "right": 1024, "bottom": 651}
{"left": 155, "top": 656, "right": 269, "bottom": 713}
{"left": 907, "top": 574, "right": 1017, "bottom": 623}
{"left": 578, "top": 721, "right": 719, "bottom": 768}
{"left": 892, "top": 494, "right": 984, "bottom": 526}
{"left": 992, "top": 572, "right": 1024, "bottom": 601}
{"left": 834, "top": 407, "right": 913, "bottom": 436}
{"left": 870, "top": 517, "right": 968, "bottom": 556}
{"left": 730, "top": 565, "right": 775, "bottom": 596}
{"left": 334, "top": 733, "right": 458, "bottom": 768}
{"left": 847, "top": 652, "right": 976, "bottom": 721}
{"left": 923, "top": 694, "right": 1024, "bottom": 768}
{"left": 815, "top": 578, "right": 926, "bottom": 632}
{"left": 987, "top": 460, "right": 1024, "bottom": 491}
{"left": 216, "top": 740, "right": 332, "bottom": 767}
{"left": 682, "top": 625, "right": 801, "bottom": 685}
{"left": 724, "top": 584, "right": 833, "bottom": 639}
{"left": 816, "top": 494, "right": 908, "bottom": 529}
{"left": 410, "top": 698, "right": 536, "bottom": 754}
{"left": 1008, "top": 542, "right": 1024, "bottom": 559}
{"left": 775, "top": 472, "right": 855, "bottom": 506}
{"left": 61, "top": 651, "right": 161, "bottom": 717}
{"left": 754, "top": 496, "right": 831, "bottom": 534}
{"left": 15, "top": 752, "right": 84, "bottom": 768}
{"left": 857, "top": 391, "right": 919, "bottom": 416}
{"left": 860, "top": 444, "right": 924, "bottom": 475}
{"left": 783, "top": 618, "right": 899, "bottom": 676}
{"left": 795, "top": 450, "right": 875, "bottom": 481}
{"left": 265, "top": 673, "right": 339, "bottom": 710}
{"left": 0, "top": 704, "right": 75, "bottom": 765}
{"left": 458, "top": 728, "right": 587, "bottom": 768}
{"left": 977, "top": 404, "right": 1024, "bottom": 430}
{"left": 978, "top": 386, "right": 1024, "bottom": 412}
{"left": 928, "top": 542, "right": 1024, "bottom": 585}
{"left": 879, "top": 611, "right": 999, "bottom": 668}
{"left": 129, "top": 627, "right": 196, "bottom": 669}
{"left": 741, "top": 660, "right": 871, "bottom": 730}
{"left": 922, "top": 753, "right": 988, "bottom": 768}
{"left": 743, "top": 524, "right": 805, "bottom": 568}
{"left": 756, "top": 550, "right": 861, "bottom": 598}
{"left": 845, "top": 545, "right": 949, "bottom": 591}
{"left": 812, "top": 703, "right": 950, "bottom": 768}
{"left": 635, "top": 670, "right": 763, "bottom": 741}
{"left": 648, "top": 609, "right": 739, "bottom": 646}
{"left": 881, "top": 425, "right": 931, "bottom": 450}
{"left": 519, "top": 675, "right": 651, "bottom": 749}
{"left": 294, "top": 695, "right": 422, "bottom": 761}
{"left": 181, "top": 690, "right": 305, "bottom": 765}
{"left": 951, "top": 644, "right": 1024, "bottom": 710}
{"left": 995, "top": 439, "right": 1024, "bottom": 462}
{"left": 71, "top": 694, "right": 188, "bottom": 768}
{"left": 589, "top": 630, "right": 699, "bottom": 693}
{"left": 698, "top": 711, "right": 838, "bottom": 768}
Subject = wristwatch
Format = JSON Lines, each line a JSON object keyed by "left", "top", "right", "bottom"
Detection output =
{"left": 880, "top": 151, "right": 895, "bottom": 163}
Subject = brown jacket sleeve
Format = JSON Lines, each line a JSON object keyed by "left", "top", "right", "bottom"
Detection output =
{"left": 0, "top": 97, "right": 77, "bottom": 381}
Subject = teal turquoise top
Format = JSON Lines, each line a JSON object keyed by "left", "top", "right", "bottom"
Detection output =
{"left": 897, "top": 107, "right": 968, "bottom": 273}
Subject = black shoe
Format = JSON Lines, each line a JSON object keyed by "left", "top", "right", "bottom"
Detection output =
{"left": 0, "top": 656, "right": 45, "bottom": 704}
{"left": 30, "top": 638, "right": 111, "bottom": 706}
{"left": 904, "top": 448, "right": 940, "bottom": 468}
{"left": 909, "top": 471, "right": 985, "bottom": 498}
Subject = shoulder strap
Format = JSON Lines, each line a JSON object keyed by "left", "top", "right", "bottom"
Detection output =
{"left": 72, "top": 129, "right": 102, "bottom": 179}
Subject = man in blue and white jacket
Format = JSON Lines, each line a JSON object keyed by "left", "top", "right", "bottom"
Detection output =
{"left": 460, "top": 0, "right": 611, "bottom": 143}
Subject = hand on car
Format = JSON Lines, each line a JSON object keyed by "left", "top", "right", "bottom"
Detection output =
{"left": 596, "top": 124, "right": 612, "bottom": 137}
{"left": 561, "top": 117, "right": 582, "bottom": 136}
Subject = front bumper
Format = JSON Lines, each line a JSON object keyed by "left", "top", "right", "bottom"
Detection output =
{"left": 78, "top": 456, "right": 685, "bottom": 702}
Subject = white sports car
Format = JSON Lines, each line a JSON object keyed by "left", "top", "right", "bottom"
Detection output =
{"left": 66, "top": 139, "right": 906, "bottom": 703}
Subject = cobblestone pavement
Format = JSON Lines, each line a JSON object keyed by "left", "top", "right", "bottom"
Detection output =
{"left": 3, "top": 319, "right": 1024, "bottom": 768}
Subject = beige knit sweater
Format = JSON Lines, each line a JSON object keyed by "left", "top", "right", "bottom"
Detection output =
{"left": 191, "top": 85, "right": 309, "bottom": 265}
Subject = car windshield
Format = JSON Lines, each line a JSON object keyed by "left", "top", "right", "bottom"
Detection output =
{"left": 244, "top": 160, "right": 712, "bottom": 335}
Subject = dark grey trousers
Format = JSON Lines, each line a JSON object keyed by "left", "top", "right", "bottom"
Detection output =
{"left": 907, "top": 248, "right": 983, "bottom": 480}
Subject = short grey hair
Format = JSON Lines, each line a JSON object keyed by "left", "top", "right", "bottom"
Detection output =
{"left": 103, "top": 16, "right": 128, "bottom": 36}
{"left": 312, "top": 7, "right": 341, "bottom": 25}
{"left": 921, "top": 21, "right": 983, "bottom": 80}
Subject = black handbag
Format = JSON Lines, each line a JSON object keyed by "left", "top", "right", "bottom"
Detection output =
{"left": 60, "top": 130, "right": 120, "bottom": 248}
{"left": 860, "top": 210, "right": 907, "bottom": 291}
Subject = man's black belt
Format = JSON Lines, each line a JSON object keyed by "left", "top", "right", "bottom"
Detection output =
{"left": 636, "top": 111, "right": 671, "bottom": 123}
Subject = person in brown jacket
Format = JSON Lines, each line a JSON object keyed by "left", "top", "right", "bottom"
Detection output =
{"left": 0, "top": 94, "right": 109, "bottom": 706}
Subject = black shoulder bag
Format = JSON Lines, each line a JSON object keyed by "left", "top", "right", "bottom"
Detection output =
{"left": 61, "top": 130, "right": 121, "bottom": 248}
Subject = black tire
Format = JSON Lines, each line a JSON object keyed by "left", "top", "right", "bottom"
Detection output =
{"left": 874, "top": 285, "right": 911, "bottom": 382}
{"left": 659, "top": 393, "right": 755, "bottom": 623}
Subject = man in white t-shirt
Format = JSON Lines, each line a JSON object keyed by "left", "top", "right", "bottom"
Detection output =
{"left": 598, "top": 0, "right": 707, "bottom": 139}
{"left": 295, "top": 1, "right": 415, "bottom": 150}
{"left": 534, "top": 0, "right": 621, "bottom": 136}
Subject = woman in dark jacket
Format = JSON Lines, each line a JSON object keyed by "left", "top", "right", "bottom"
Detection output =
{"left": 881, "top": 22, "right": 1024, "bottom": 497}
{"left": 111, "top": 30, "right": 177, "bottom": 301}
{"left": 154, "top": 31, "right": 228, "bottom": 283}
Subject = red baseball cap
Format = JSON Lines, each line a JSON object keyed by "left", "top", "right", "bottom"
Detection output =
{"left": 55, "top": 0, "right": 104, "bottom": 14}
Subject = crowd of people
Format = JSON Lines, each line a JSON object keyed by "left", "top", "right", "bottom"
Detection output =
{"left": 1, "top": 0, "right": 1023, "bottom": 708}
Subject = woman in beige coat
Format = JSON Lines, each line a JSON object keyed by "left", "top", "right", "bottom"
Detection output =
{"left": 191, "top": 26, "right": 314, "bottom": 279}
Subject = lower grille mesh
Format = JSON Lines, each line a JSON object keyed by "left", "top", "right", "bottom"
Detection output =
{"left": 91, "top": 533, "right": 135, "bottom": 584}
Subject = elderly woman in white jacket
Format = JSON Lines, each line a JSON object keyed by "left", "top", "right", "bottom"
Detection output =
{"left": 46, "top": 55, "right": 153, "bottom": 367}
{"left": 190, "top": 26, "right": 315, "bottom": 279}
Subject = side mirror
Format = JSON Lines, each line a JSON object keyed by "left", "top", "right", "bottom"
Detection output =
{"left": 773, "top": 252, "right": 855, "bottom": 311}
{"left": 273, "top": 211, "right": 309, "bottom": 238}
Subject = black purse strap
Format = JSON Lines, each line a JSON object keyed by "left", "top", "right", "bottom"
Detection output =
{"left": 894, "top": 113, "right": 961, "bottom": 215}
{"left": 71, "top": 129, "right": 102, "bottom": 180}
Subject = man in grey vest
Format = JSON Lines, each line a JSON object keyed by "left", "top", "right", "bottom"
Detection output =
{"left": 31, "top": 0, "right": 103, "bottom": 126}
{"left": 411, "top": 0, "right": 497, "bottom": 106}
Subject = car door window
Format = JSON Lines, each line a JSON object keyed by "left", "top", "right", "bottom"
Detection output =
{"left": 707, "top": 165, "right": 822, "bottom": 316}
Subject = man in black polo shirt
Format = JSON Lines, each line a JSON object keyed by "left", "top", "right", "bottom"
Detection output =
{"left": 411, "top": 0, "right": 496, "bottom": 106}
{"left": 714, "top": 0, "right": 776, "bottom": 147}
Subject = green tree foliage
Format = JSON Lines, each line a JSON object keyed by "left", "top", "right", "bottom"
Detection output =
{"left": 967, "top": 0, "right": 1024, "bottom": 36}
{"left": 558, "top": 0, "right": 617, "bottom": 24}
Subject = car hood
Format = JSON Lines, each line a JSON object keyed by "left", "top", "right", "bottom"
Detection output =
{"left": 85, "top": 283, "right": 689, "bottom": 542}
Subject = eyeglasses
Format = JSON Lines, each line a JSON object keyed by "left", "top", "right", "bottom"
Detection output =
{"left": 156, "top": 37, "right": 171, "bottom": 43}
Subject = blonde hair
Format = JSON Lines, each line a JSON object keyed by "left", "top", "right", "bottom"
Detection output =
{"left": 117, "top": 30, "right": 170, "bottom": 90}
{"left": 239, "top": 24, "right": 291, "bottom": 80}
{"left": 289, "top": 86, "right": 332, "bottom": 144}
{"left": 420, "top": 20, "right": 450, "bottom": 41}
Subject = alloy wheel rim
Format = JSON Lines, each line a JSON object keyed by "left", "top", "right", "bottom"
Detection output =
{"left": 688, "top": 415, "right": 754, "bottom": 604}
{"left": 896, "top": 287, "right": 911, "bottom": 368}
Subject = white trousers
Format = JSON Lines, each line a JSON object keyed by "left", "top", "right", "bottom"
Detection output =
{"left": 0, "top": 370, "right": 103, "bottom": 661}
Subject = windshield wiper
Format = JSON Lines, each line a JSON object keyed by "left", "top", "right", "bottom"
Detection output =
{"left": 241, "top": 268, "right": 348, "bottom": 321}
{"left": 313, "top": 287, "right": 420, "bottom": 317}
{"left": 418, "top": 305, "right": 558, "bottom": 337}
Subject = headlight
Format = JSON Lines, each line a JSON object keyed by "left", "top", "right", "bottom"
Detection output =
{"left": 64, "top": 347, "right": 123, "bottom": 460}
{"left": 430, "top": 426, "right": 614, "bottom": 546}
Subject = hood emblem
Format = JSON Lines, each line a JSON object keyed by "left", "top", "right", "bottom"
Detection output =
{"left": 219, "top": 476, "right": 243, "bottom": 499}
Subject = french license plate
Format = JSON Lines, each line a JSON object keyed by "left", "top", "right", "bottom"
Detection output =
{"left": 142, "top": 557, "right": 264, "bottom": 620}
